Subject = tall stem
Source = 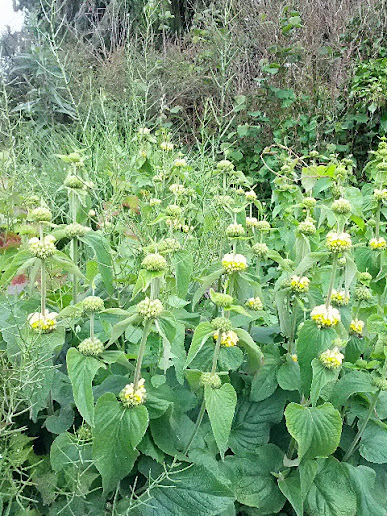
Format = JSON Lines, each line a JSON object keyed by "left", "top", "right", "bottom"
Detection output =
{"left": 343, "top": 390, "right": 381, "bottom": 462}
{"left": 133, "top": 319, "right": 152, "bottom": 390}
{"left": 326, "top": 254, "right": 338, "bottom": 309}
{"left": 375, "top": 202, "right": 381, "bottom": 240}
{"left": 183, "top": 400, "right": 206, "bottom": 455}
{"left": 41, "top": 259, "right": 46, "bottom": 317}
{"left": 71, "top": 238, "right": 78, "bottom": 304}
{"left": 211, "top": 331, "right": 222, "bottom": 374}
{"left": 90, "top": 312, "right": 95, "bottom": 339}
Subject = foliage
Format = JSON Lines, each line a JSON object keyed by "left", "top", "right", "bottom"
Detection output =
{"left": 0, "top": 123, "right": 387, "bottom": 514}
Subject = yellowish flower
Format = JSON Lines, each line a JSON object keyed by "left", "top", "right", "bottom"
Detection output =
{"left": 28, "top": 236, "right": 56, "bottom": 259}
{"left": 28, "top": 311, "right": 58, "bottom": 333}
{"left": 369, "top": 237, "right": 386, "bottom": 250}
{"left": 160, "top": 141, "right": 174, "bottom": 151}
{"left": 298, "top": 219, "right": 316, "bottom": 235}
{"left": 330, "top": 289, "right": 350, "bottom": 306}
{"left": 290, "top": 353, "right": 298, "bottom": 362}
{"left": 245, "top": 190, "right": 257, "bottom": 201}
{"left": 326, "top": 232, "right": 351, "bottom": 253}
{"left": 320, "top": 347, "right": 344, "bottom": 369}
{"left": 310, "top": 304, "right": 341, "bottom": 328}
{"left": 119, "top": 379, "right": 146, "bottom": 407}
{"left": 222, "top": 253, "right": 247, "bottom": 273}
{"left": 213, "top": 330, "right": 239, "bottom": 347}
{"left": 349, "top": 318, "right": 365, "bottom": 336}
{"left": 169, "top": 183, "right": 186, "bottom": 196}
{"left": 290, "top": 275, "right": 310, "bottom": 293}
{"left": 226, "top": 223, "right": 245, "bottom": 237}
{"left": 245, "top": 297, "right": 263, "bottom": 311}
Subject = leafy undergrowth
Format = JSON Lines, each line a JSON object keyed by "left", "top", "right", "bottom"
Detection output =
{"left": 0, "top": 132, "right": 387, "bottom": 515}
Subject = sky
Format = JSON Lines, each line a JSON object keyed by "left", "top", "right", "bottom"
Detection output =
{"left": 0, "top": 0, "right": 25, "bottom": 34}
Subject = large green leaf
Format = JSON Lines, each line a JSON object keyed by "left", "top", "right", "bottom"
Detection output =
{"left": 330, "top": 371, "right": 377, "bottom": 408}
{"left": 132, "top": 269, "right": 165, "bottom": 297}
{"left": 250, "top": 350, "right": 280, "bottom": 402}
{"left": 93, "top": 393, "right": 148, "bottom": 493}
{"left": 66, "top": 348, "right": 105, "bottom": 426}
{"left": 277, "top": 359, "right": 301, "bottom": 392}
{"left": 223, "top": 444, "right": 285, "bottom": 513}
{"left": 229, "top": 391, "right": 286, "bottom": 454}
{"left": 205, "top": 383, "right": 237, "bottom": 458}
{"left": 278, "top": 470, "right": 303, "bottom": 516}
{"left": 185, "top": 322, "right": 213, "bottom": 367}
{"left": 81, "top": 232, "right": 114, "bottom": 295}
{"left": 172, "top": 250, "right": 193, "bottom": 299}
{"left": 310, "top": 358, "right": 339, "bottom": 407}
{"left": 285, "top": 402, "right": 342, "bottom": 460}
{"left": 234, "top": 328, "right": 263, "bottom": 371}
{"left": 345, "top": 464, "right": 386, "bottom": 516}
{"left": 130, "top": 465, "right": 234, "bottom": 516}
{"left": 192, "top": 268, "right": 224, "bottom": 308}
{"left": 296, "top": 320, "right": 336, "bottom": 395}
{"left": 306, "top": 458, "right": 357, "bottom": 516}
{"left": 359, "top": 419, "right": 387, "bottom": 464}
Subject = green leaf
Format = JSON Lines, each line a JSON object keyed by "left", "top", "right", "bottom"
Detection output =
{"left": 81, "top": 232, "right": 114, "bottom": 295}
{"left": 205, "top": 383, "right": 237, "bottom": 458}
{"left": 296, "top": 320, "right": 336, "bottom": 395}
{"left": 0, "top": 250, "right": 35, "bottom": 287}
{"left": 306, "top": 458, "right": 357, "bottom": 516}
{"left": 310, "top": 358, "right": 339, "bottom": 406}
{"left": 278, "top": 470, "right": 303, "bottom": 516}
{"left": 185, "top": 322, "right": 213, "bottom": 367}
{"left": 330, "top": 370, "right": 377, "bottom": 407}
{"left": 293, "top": 251, "right": 329, "bottom": 276}
{"left": 130, "top": 465, "right": 234, "bottom": 516}
{"left": 51, "top": 251, "right": 83, "bottom": 277}
{"left": 345, "top": 464, "right": 386, "bottom": 516}
{"left": 277, "top": 359, "right": 301, "bottom": 392}
{"left": 132, "top": 269, "right": 165, "bottom": 297}
{"left": 107, "top": 313, "right": 138, "bottom": 345}
{"left": 93, "top": 393, "right": 148, "bottom": 493}
{"left": 285, "top": 402, "right": 342, "bottom": 460}
{"left": 50, "top": 432, "right": 81, "bottom": 473}
{"left": 192, "top": 268, "right": 224, "bottom": 308}
{"left": 234, "top": 328, "right": 263, "bottom": 371}
{"left": 66, "top": 348, "right": 105, "bottom": 426}
{"left": 223, "top": 444, "right": 285, "bottom": 513}
{"left": 359, "top": 419, "right": 387, "bottom": 464}
{"left": 229, "top": 391, "right": 286, "bottom": 454}
{"left": 250, "top": 351, "right": 280, "bottom": 401}
{"left": 172, "top": 250, "right": 193, "bottom": 298}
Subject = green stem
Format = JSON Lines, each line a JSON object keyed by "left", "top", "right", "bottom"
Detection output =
{"left": 211, "top": 331, "right": 222, "bottom": 374}
{"left": 183, "top": 399, "right": 206, "bottom": 455}
{"left": 343, "top": 390, "right": 381, "bottom": 462}
{"left": 41, "top": 259, "right": 46, "bottom": 317}
{"left": 375, "top": 202, "right": 381, "bottom": 240}
{"left": 71, "top": 237, "right": 78, "bottom": 304}
{"left": 289, "top": 300, "right": 298, "bottom": 353}
{"left": 326, "top": 254, "right": 338, "bottom": 309}
{"left": 133, "top": 319, "right": 152, "bottom": 390}
{"left": 90, "top": 312, "right": 95, "bottom": 339}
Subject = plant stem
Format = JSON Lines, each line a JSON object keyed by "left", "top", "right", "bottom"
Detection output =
{"left": 133, "top": 319, "right": 152, "bottom": 390}
{"left": 183, "top": 399, "right": 206, "bottom": 455}
{"left": 41, "top": 259, "right": 46, "bottom": 317}
{"left": 326, "top": 254, "right": 338, "bottom": 309}
{"left": 211, "top": 331, "right": 222, "bottom": 374}
{"left": 71, "top": 238, "right": 78, "bottom": 304}
{"left": 289, "top": 300, "right": 298, "bottom": 354}
{"left": 343, "top": 390, "right": 381, "bottom": 462}
{"left": 90, "top": 312, "right": 95, "bottom": 339}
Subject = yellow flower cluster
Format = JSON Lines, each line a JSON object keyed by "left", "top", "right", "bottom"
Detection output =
{"left": 246, "top": 217, "right": 258, "bottom": 228}
{"left": 213, "top": 330, "right": 239, "bottom": 347}
{"left": 326, "top": 232, "right": 351, "bottom": 253}
{"left": 28, "top": 311, "right": 58, "bottom": 333}
{"left": 119, "top": 379, "right": 146, "bottom": 407}
{"left": 349, "top": 318, "right": 365, "bottom": 336}
{"left": 310, "top": 304, "right": 341, "bottom": 328}
{"left": 226, "top": 223, "right": 245, "bottom": 237}
{"left": 149, "top": 198, "right": 162, "bottom": 207}
{"left": 290, "top": 353, "right": 298, "bottom": 362}
{"left": 320, "top": 347, "right": 344, "bottom": 369}
{"left": 290, "top": 275, "right": 310, "bottom": 293}
{"left": 373, "top": 188, "right": 387, "bottom": 201}
{"left": 222, "top": 253, "right": 247, "bottom": 273}
{"left": 169, "top": 183, "right": 186, "bottom": 196}
{"left": 173, "top": 158, "right": 187, "bottom": 167}
{"left": 160, "top": 141, "right": 174, "bottom": 151}
{"left": 245, "top": 190, "right": 257, "bottom": 201}
{"left": 369, "top": 237, "right": 386, "bottom": 250}
{"left": 245, "top": 297, "right": 263, "bottom": 311}
{"left": 330, "top": 289, "right": 350, "bottom": 306}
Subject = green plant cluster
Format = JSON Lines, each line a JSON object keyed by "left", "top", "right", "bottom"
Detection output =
{"left": 0, "top": 131, "right": 387, "bottom": 515}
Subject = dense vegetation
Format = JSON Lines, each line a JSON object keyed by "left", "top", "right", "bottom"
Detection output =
{"left": 1, "top": 1, "right": 387, "bottom": 515}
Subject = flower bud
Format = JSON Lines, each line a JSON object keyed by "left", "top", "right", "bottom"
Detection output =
{"left": 332, "top": 198, "right": 351, "bottom": 214}
{"left": 82, "top": 296, "right": 104, "bottom": 313}
{"left": 209, "top": 290, "right": 233, "bottom": 308}
{"left": 245, "top": 297, "right": 263, "bottom": 310}
{"left": 354, "top": 286, "right": 372, "bottom": 301}
{"left": 64, "top": 175, "right": 84, "bottom": 189}
{"left": 137, "top": 298, "right": 163, "bottom": 319}
{"left": 199, "top": 372, "right": 222, "bottom": 389}
{"left": 78, "top": 337, "right": 104, "bottom": 356}
{"left": 28, "top": 236, "right": 56, "bottom": 259}
{"left": 226, "top": 223, "right": 245, "bottom": 237}
{"left": 65, "top": 223, "right": 91, "bottom": 238}
{"left": 252, "top": 242, "right": 269, "bottom": 257}
{"left": 298, "top": 219, "right": 317, "bottom": 235}
{"left": 211, "top": 317, "right": 232, "bottom": 333}
{"left": 142, "top": 253, "right": 168, "bottom": 272}
{"left": 29, "top": 207, "right": 52, "bottom": 223}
